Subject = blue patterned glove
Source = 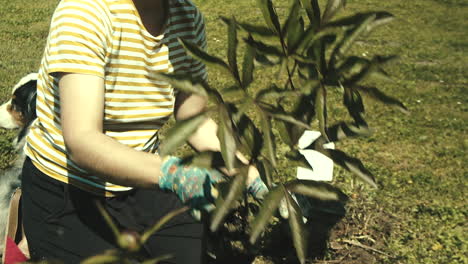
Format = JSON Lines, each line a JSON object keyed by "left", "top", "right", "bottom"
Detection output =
{"left": 159, "top": 156, "right": 225, "bottom": 211}
{"left": 247, "top": 176, "right": 269, "bottom": 200}
{"left": 159, "top": 156, "right": 270, "bottom": 220}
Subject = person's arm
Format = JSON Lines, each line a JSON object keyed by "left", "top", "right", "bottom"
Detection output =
{"left": 59, "top": 73, "right": 163, "bottom": 188}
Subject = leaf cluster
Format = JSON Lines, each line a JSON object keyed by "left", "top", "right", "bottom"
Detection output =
{"left": 154, "top": 0, "right": 407, "bottom": 263}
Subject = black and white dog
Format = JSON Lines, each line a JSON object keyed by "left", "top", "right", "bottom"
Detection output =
{"left": 0, "top": 73, "right": 37, "bottom": 251}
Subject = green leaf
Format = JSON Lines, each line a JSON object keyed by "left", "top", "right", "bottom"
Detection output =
{"left": 259, "top": 109, "right": 277, "bottom": 167}
{"left": 255, "top": 53, "right": 281, "bottom": 66}
{"left": 299, "top": 78, "right": 321, "bottom": 94}
{"left": 141, "top": 255, "right": 174, "bottom": 264}
{"left": 292, "top": 93, "right": 318, "bottom": 124}
{"left": 236, "top": 113, "right": 263, "bottom": 160}
{"left": 336, "top": 56, "right": 369, "bottom": 75}
{"left": 291, "top": 53, "right": 317, "bottom": 64}
{"left": 152, "top": 73, "right": 208, "bottom": 98}
{"left": 277, "top": 119, "right": 295, "bottom": 148}
{"left": 244, "top": 37, "right": 283, "bottom": 57}
{"left": 366, "top": 14, "right": 395, "bottom": 33}
{"left": 295, "top": 26, "right": 333, "bottom": 54}
{"left": 273, "top": 103, "right": 307, "bottom": 149}
{"left": 210, "top": 166, "right": 248, "bottom": 231}
{"left": 207, "top": 85, "right": 226, "bottom": 106}
{"left": 337, "top": 57, "right": 395, "bottom": 85}
{"left": 324, "top": 149, "right": 378, "bottom": 188}
{"left": 326, "top": 121, "right": 371, "bottom": 141}
{"left": 326, "top": 11, "right": 394, "bottom": 29}
{"left": 283, "top": 0, "right": 304, "bottom": 53}
{"left": 256, "top": 159, "right": 274, "bottom": 188}
{"left": 283, "top": 0, "right": 300, "bottom": 36}
{"left": 217, "top": 105, "right": 237, "bottom": 172}
{"left": 81, "top": 254, "right": 120, "bottom": 264}
{"left": 322, "top": 0, "right": 346, "bottom": 23}
{"left": 315, "top": 85, "right": 329, "bottom": 141}
{"left": 265, "top": 108, "right": 312, "bottom": 129}
{"left": 343, "top": 87, "right": 366, "bottom": 125}
{"left": 285, "top": 151, "right": 314, "bottom": 170}
{"left": 355, "top": 85, "right": 409, "bottom": 114}
{"left": 180, "top": 151, "right": 226, "bottom": 169}
{"left": 249, "top": 185, "right": 285, "bottom": 244}
{"left": 300, "top": 0, "right": 321, "bottom": 29}
{"left": 227, "top": 17, "right": 240, "bottom": 82}
{"left": 341, "top": 55, "right": 396, "bottom": 87}
{"left": 220, "top": 85, "right": 244, "bottom": 99}
{"left": 333, "top": 14, "right": 376, "bottom": 58}
{"left": 370, "top": 67, "right": 394, "bottom": 82}
{"left": 284, "top": 190, "right": 308, "bottom": 264}
{"left": 242, "top": 35, "right": 256, "bottom": 88}
{"left": 231, "top": 99, "right": 252, "bottom": 123}
{"left": 237, "top": 22, "right": 277, "bottom": 37}
{"left": 286, "top": 180, "right": 349, "bottom": 201}
{"left": 278, "top": 57, "right": 289, "bottom": 78}
{"left": 313, "top": 34, "right": 337, "bottom": 73}
{"left": 95, "top": 201, "right": 120, "bottom": 241}
{"left": 141, "top": 207, "right": 189, "bottom": 243}
{"left": 159, "top": 112, "right": 207, "bottom": 157}
{"left": 255, "top": 84, "right": 298, "bottom": 101}
{"left": 179, "top": 38, "right": 230, "bottom": 73}
{"left": 257, "top": 0, "right": 281, "bottom": 33}
{"left": 341, "top": 57, "right": 376, "bottom": 86}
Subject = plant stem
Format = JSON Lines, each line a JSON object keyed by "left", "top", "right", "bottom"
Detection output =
{"left": 278, "top": 31, "right": 296, "bottom": 91}
{"left": 284, "top": 61, "right": 298, "bottom": 89}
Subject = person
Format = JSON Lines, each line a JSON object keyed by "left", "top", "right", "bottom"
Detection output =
{"left": 20, "top": 0, "right": 268, "bottom": 263}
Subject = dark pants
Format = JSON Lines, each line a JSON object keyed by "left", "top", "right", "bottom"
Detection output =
{"left": 21, "top": 158, "right": 206, "bottom": 264}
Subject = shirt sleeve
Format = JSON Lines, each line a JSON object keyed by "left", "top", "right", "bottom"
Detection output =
{"left": 190, "top": 8, "right": 208, "bottom": 82}
{"left": 45, "top": 0, "right": 112, "bottom": 78}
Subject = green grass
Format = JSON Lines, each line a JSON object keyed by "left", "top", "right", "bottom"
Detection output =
{"left": 0, "top": 0, "right": 466, "bottom": 263}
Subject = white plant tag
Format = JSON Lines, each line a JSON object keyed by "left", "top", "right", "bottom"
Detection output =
{"left": 296, "top": 130, "right": 334, "bottom": 182}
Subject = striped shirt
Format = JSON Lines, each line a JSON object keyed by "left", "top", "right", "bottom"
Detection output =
{"left": 25, "top": 0, "right": 207, "bottom": 196}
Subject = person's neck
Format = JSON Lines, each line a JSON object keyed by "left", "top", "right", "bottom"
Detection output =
{"left": 132, "top": 0, "right": 168, "bottom": 36}
{"left": 132, "top": 0, "right": 164, "bottom": 10}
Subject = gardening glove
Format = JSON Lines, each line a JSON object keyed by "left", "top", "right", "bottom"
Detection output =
{"left": 159, "top": 156, "right": 225, "bottom": 216}
{"left": 247, "top": 176, "right": 269, "bottom": 201}
{"left": 159, "top": 157, "right": 270, "bottom": 220}
{"left": 189, "top": 171, "right": 270, "bottom": 220}
{"left": 247, "top": 178, "right": 310, "bottom": 221}
{"left": 269, "top": 183, "right": 312, "bottom": 222}
{"left": 278, "top": 192, "right": 312, "bottom": 222}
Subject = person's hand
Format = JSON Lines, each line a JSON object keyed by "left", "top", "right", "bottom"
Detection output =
{"left": 158, "top": 157, "right": 270, "bottom": 220}
{"left": 158, "top": 156, "right": 225, "bottom": 213}
{"left": 246, "top": 165, "right": 269, "bottom": 200}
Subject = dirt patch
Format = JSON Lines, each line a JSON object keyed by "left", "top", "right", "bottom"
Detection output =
{"left": 207, "top": 197, "right": 398, "bottom": 264}
{"left": 315, "top": 197, "right": 398, "bottom": 264}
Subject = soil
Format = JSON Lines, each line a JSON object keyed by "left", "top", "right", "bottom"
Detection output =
{"left": 207, "top": 197, "right": 397, "bottom": 264}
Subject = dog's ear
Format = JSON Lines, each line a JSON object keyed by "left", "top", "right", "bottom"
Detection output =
{"left": 12, "top": 79, "right": 37, "bottom": 123}
{"left": 24, "top": 82, "right": 37, "bottom": 121}
{"left": 12, "top": 73, "right": 38, "bottom": 94}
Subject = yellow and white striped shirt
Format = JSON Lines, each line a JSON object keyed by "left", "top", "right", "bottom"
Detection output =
{"left": 25, "top": 0, "right": 207, "bottom": 196}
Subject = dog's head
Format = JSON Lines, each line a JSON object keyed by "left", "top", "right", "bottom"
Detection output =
{"left": 0, "top": 73, "right": 38, "bottom": 129}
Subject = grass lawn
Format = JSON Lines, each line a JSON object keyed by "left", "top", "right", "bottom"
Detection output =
{"left": 0, "top": 0, "right": 466, "bottom": 263}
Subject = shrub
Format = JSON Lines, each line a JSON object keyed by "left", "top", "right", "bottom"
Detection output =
{"left": 159, "top": 0, "right": 407, "bottom": 263}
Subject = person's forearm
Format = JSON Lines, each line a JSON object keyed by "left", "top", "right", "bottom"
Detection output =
{"left": 174, "top": 92, "right": 261, "bottom": 184}
{"left": 186, "top": 118, "right": 220, "bottom": 153}
{"left": 187, "top": 118, "right": 258, "bottom": 183}
{"left": 66, "top": 130, "right": 162, "bottom": 188}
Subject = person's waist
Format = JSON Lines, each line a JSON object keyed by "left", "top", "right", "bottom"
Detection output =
{"left": 26, "top": 151, "right": 134, "bottom": 197}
